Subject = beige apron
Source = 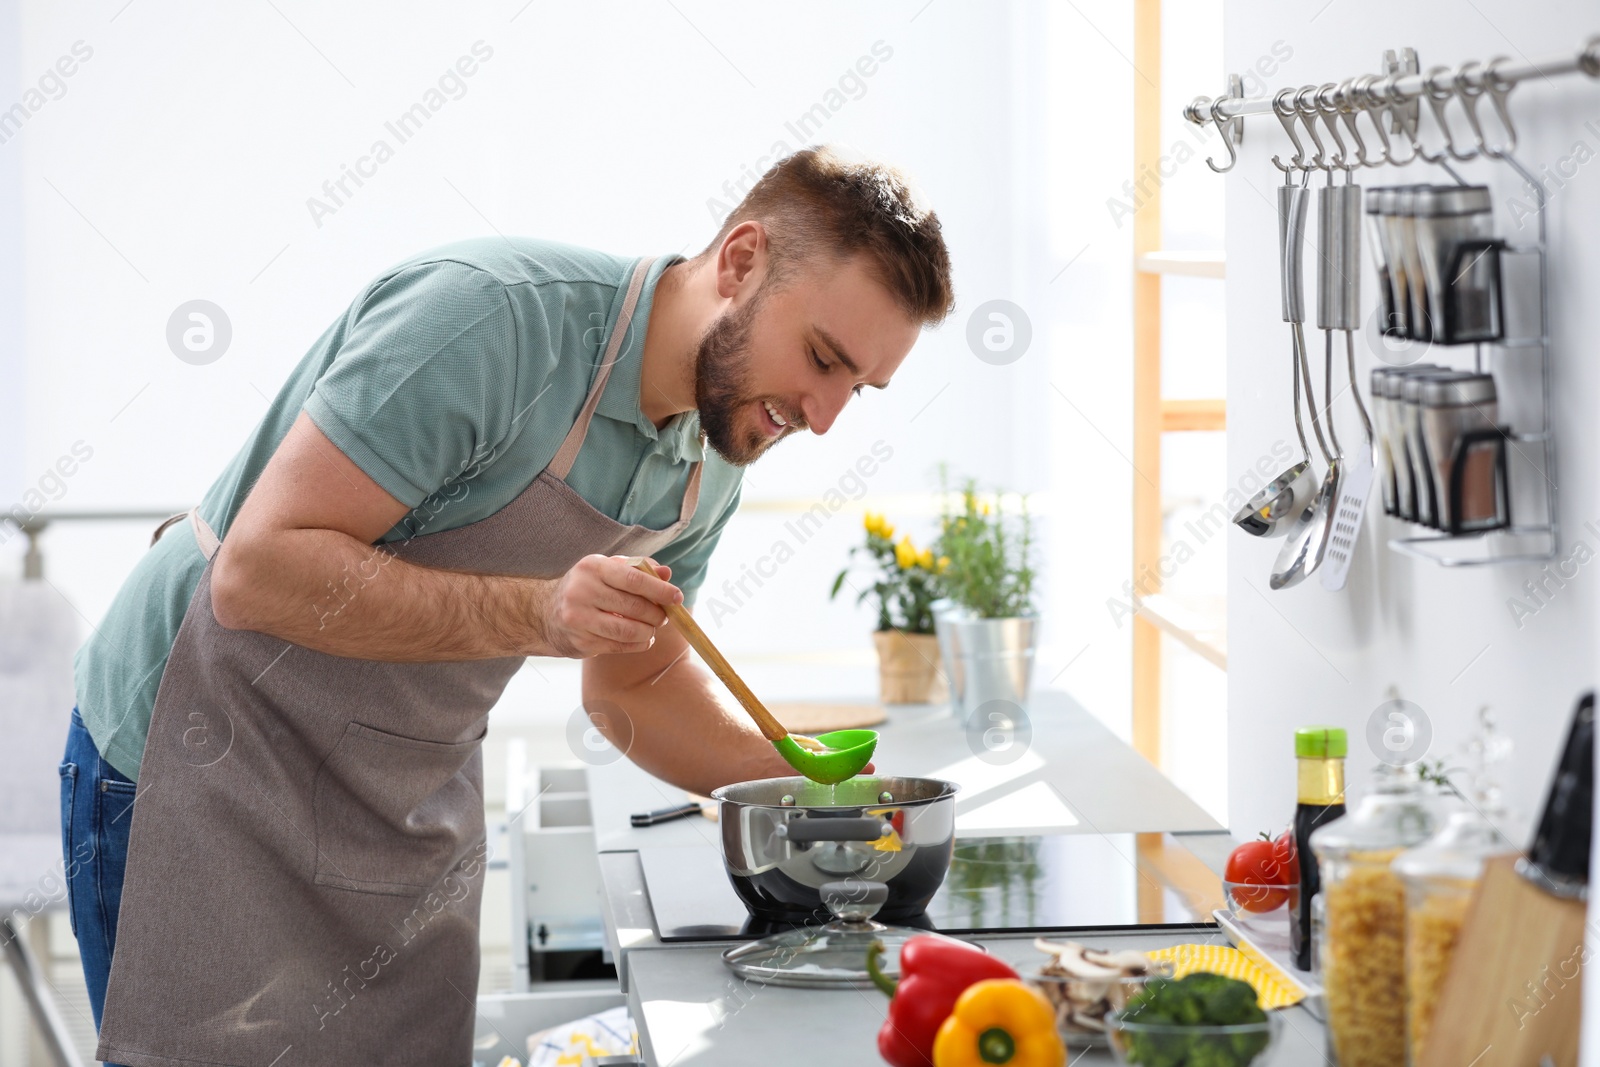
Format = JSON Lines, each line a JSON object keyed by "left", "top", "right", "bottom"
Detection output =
{"left": 99, "top": 258, "right": 696, "bottom": 1067}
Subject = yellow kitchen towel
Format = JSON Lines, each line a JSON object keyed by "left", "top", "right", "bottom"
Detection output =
{"left": 527, "top": 1006, "right": 637, "bottom": 1066}
{"left": 1146, "top": 944, "right": 1305, "bottom": 1009}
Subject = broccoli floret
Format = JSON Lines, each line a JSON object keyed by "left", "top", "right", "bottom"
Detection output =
{"left": 1117, "top": 973, "right": 1270, "bottom": 1067}
{"left": 1230, "top": 1029, "right": 1271, "bottom": 1061}
{"left": 1195, "top": 976, "right": 1266, "bottom": 1026}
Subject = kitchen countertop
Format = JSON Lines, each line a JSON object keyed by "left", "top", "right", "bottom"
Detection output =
{"left": 625, "top": 930, "right": 1329, "bottom": 1066}
{"left": 587, "top": 691, "right": 1224, "bottom": 853}
{"left": 585, "top": 690, "right": 1327, "bottom": 1065}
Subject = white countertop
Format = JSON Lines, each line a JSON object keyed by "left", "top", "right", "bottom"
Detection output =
{"left": 587, "top": 690, "right": 1223, "bottom": 853}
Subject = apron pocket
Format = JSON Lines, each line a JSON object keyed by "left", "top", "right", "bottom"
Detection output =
{"left": 312, "top": 721, "right": 486, "bottom": 897}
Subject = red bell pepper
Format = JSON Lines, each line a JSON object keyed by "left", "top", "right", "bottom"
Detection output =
{"left": 867, "top": 936, "right": 1020, "bottom": 1067}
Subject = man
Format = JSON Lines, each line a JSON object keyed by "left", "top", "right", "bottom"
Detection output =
{"left": 61, "top": 146, "right": 954, "bottom": 1065}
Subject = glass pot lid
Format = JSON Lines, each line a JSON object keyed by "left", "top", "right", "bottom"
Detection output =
{"left": 721, "top": 880, "right": 976, "bottom": 989}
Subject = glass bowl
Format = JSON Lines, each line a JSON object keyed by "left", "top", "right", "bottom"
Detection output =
{"left": 1025, "top": 970, "right": 1168, "bottom": 1048}
{"left": 1106, "top": 1011, "right": 1283, "bottom": 1066}
{"left": 1222, "top": 880, "right": 1299, "bottom": 936}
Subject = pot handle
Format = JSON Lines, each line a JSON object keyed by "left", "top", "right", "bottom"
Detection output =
{"left": 777, "top": 817, "right": 893, "bottom": 843}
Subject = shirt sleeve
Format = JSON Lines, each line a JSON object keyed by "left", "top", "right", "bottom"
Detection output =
{"left": 654, "top": 470, "right": 743, "bottom": 608}
{"left": 302, "top": 261, "right": 524, "bottom": 508}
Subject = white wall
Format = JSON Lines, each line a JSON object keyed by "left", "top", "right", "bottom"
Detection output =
{"left": 4, "top": 3, "right": 1144, "bottom": 746}
{"left": 1222, "top": 5, "right": 1598, "bottom": 843}
{"left": 0, "top": 0, "right": 21, "bottom": 505}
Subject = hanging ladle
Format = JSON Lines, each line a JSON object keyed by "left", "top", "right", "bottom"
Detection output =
{"left": 1234, "top": 172, "right": 1320, "bottom": 537}
{"left": 1270, "top": 167, "right": 1340, "bottom": 590}
{"left": 628, "top": 557, "right": 877, "bottom": 784}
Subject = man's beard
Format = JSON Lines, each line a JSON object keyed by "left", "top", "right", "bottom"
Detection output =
{"left": 693, "top": 290, "right": 791, "bottom": 467}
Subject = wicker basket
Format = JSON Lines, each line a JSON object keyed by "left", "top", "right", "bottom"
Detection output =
{"left": 872, "top": 629, "right": 943, "bottom": 704}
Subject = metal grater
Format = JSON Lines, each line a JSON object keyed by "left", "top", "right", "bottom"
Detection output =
{"left": 1320, "top": 454, "right": 1374, "bottom": 590}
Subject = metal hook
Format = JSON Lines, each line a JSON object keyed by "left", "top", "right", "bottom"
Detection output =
{"left": 1423, "top": 64, "right": 1478, "bottom": 162}
{"left": 1295, "top": 85, "right": 1330, "bottom": 171}
{"left": 1332, "top": 80, "right": 1370, "bottom": 169}
{"left": 1346, "top": 75, "right": 1390, "bottom": 167}
{"left": 1271, "top": 86, "right": 1306, "bottom": 172}
{"left": 1205, "top": 94, "right": 1239, "bottom": 173}
{"left": 1477, "top": 56, "right": 1520, "bottom": 158}
{"left": 1371, "top": 74, "right": 1420, "bottom": 166}
{"left": 1314, "top": 82, "right": 1351, "bottom": 173}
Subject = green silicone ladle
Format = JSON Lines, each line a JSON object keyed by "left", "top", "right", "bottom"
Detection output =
{"left": 630, "top": 559, "right": 878, "bottom": 784}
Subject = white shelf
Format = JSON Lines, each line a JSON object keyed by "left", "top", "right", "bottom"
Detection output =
{"left": 1135, "top": 593, "right": 1227, "bottom": 671}
{"left": 1136, "top": 250, "right": 1226, "bottom": 279}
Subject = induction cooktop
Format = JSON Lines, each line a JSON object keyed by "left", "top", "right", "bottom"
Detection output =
{"left": 639, "top": 833, "right": 1221, "bottom": 942}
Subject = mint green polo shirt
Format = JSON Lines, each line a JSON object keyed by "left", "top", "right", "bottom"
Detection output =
{"left": 75, "top": 238, "right": 743, "bottom": 780}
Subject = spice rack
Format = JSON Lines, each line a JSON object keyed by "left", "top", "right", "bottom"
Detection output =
{"left": 1183, "top": 39, "right": 1600, "bottom": 567}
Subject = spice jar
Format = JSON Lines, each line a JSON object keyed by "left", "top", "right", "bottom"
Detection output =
{"left": 1412, "top": 185, "right": 1502, "bottom": 345}
{"left": 1419, "top": 372, "right": 1505, "bottom": 534}
{"left": 1310, "top": 764, "right": 1437, "bottom": 1067}
{"left": 1393, "top": 807, "right": 1513, "bottom": 1064}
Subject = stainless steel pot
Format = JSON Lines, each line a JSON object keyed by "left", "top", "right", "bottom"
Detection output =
{"left": 709, "top": 775, "right": 959, "bottom": 924}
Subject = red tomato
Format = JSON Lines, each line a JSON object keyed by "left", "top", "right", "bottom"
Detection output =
{"left": 1225, "top": 837, "right": 1290, "bottom": 912}
{"left": 1273, "top": 830, "right": 1300, "bottom": 885}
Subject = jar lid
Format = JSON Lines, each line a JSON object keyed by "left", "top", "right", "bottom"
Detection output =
{"left": 1295, "top": 726, "right": 1347, "bottom": 758}
{"left": 1411, "top": 185, "right": 1493, "bottom": 217}
{"left": 1399, "top": 368, "right": 1470, "bottom": 401}
{"left": 1419, "top": 373, "right": 1497, "bottom": 407}
{"left": 1310, "top": 764, "right": 1437, "bottom": 855}
{"left": 1393, "top": 808, "right": 1515, "bottom": 883}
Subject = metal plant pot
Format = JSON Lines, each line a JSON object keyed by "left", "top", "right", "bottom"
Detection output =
{"left": 934, "top": 611, "right": 1039, "bottom": 722}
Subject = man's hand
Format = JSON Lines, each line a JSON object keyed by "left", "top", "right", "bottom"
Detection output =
{"left": 539, "top": 557, "right": 681, "bottom": 658}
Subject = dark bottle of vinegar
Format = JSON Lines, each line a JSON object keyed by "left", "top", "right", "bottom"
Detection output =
{"left": 1291, "top": 726, "right": 1347, "bottom": 972}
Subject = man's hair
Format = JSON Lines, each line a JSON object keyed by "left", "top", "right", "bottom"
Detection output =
{"left": 704, "top": 147, "right": 955, "bottom": 326}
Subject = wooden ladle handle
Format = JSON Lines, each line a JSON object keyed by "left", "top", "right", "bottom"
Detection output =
{"left": 629, "top": 557, "right": 789, "bottom": 743}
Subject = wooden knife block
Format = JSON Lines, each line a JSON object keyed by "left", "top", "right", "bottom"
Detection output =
{"left": 1419, "top": 854, "right": 1586, "bottom": 1067}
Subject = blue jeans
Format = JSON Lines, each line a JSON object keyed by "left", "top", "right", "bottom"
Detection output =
{"left": 59, "top": 707, "right": 136, "bottom": 1035}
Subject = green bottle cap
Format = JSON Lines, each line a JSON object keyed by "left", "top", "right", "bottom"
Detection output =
{"left": 1295, "top": 726, "right": 1348, "bottom": 758}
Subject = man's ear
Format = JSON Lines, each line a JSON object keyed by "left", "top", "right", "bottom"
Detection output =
{"left": 715, "top": 220, "right": 768, "bottom": 299}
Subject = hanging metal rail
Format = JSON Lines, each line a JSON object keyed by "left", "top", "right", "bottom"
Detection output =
{"left": 1180, "top": 38, "right": 1600, "bottom": 568}
{"left": 1182, "top": 39, "right": 1600, "bottom": 162}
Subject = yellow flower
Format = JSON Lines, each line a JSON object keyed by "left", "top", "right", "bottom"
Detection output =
{"left": 981, "top": 501, "right": 992, "bottom": 516}
{"left": 879, "top": 518, "right": 895, "bottom": 540}
{"left": 863, "top": 511, "right": 879, "bottom": 535}
{"left": 937, "top": 555, "right": 950, "bottom": 574}
{"left": 894, "top": 536, "right": 917, "bottom": 569}
{"left": 917, "top": 547, "right": 935, "bottom": 570}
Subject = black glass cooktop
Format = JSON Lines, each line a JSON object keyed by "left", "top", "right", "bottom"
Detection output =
{"left": 639, "top": 833, "right": 1220, "bottom": 942}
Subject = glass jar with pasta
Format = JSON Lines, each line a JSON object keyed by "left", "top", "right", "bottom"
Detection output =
{"left": 1393, "top": 805, "right": 1514, "bottom": 1064}
{"left": 1310, "top": 764, "right": 1436, "bottom": 1067}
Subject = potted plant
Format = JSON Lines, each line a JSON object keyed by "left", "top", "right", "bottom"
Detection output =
{"left": 831, "top": 511, "right": 948, "bottom": 703}
{"left": 934, "top": 477, "right": 1038, "bottom": 721}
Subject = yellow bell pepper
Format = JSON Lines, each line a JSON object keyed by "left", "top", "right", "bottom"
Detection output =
{"left": 933, "top": 979, "right": 1064, "bottom": 1067}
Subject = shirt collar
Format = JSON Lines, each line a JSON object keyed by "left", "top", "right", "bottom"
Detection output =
{"left": 593, "top": 254, "right": 704, "bottom": 463}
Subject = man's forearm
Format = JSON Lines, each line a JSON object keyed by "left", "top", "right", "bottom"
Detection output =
{"left": 583, "top": 653, "right": 793, "bottom": 796}
{"left": 211, "top": 526, "right": 558, "bottom": 662}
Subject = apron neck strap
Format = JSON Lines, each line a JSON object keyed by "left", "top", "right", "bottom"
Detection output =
{"left": 676, "top": 450, "right": 704, "bottom": 525}
{"left": 547, "top": 257, "right": 657, "bottom": 481}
